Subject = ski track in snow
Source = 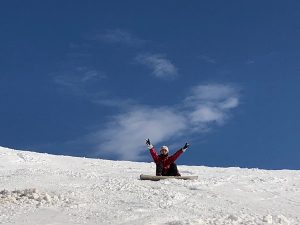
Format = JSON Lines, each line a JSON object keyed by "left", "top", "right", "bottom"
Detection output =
{"left": 0, "top": 147, "right": 300, "bottom": 225}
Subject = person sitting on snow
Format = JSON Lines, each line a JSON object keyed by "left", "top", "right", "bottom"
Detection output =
{"left": 145, "top": 138, "right": 189, "bottom": 176}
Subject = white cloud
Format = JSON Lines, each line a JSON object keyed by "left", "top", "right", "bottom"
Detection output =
{"left": 87, "top": 83, "right": 240, "bottom": 160}
{"left": 184, "top": 84, "right": 240, "bottom": 127}
{"left": 92, "top": 29, "right": 145, "bottom": 47}
{"left": 185, "top": 84, "right": 238, "bottom": 102}
{"left": 135, "top": 53, "right": 178, "bottom": 79}
{"left": 188, "top": 106, "right": 224, "bottom": 124}
{"left": 220, "top": 97, "right": 239, "bottom": 109}
{"left": 91, "top": 107, "right": 187, "bottom": 160}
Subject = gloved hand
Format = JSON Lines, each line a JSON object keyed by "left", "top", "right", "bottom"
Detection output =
{"left": 182, "top": 142, "right": 189, "bottom": 152}
{"left": 145, "top": 138, "right": 153, "bottom": 149}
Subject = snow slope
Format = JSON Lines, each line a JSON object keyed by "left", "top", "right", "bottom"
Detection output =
{"left": 0, "top": 146, "right": 299, "bottom": 225}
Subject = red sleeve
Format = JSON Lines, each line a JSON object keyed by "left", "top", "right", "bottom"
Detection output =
{"left": 149, "top": 147, "right": 159, "bottom": 163}
{"left": 167, "top": 149, "right": 184, "bottom": 164}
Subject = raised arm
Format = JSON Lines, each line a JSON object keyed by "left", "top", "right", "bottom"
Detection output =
{"left": 167, "top": 143, "right": 190, "bottom": 164}
{"left": 146, "top": 138, "right": 159, "bottom": 163}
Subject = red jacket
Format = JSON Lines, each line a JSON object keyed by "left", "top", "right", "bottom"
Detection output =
{"left": 149, "top": 147, "right": 184, "bottom": 171}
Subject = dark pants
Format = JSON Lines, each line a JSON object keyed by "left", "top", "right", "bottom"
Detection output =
{"left": 156, "top": 162, "right": 181, "bottom": 176}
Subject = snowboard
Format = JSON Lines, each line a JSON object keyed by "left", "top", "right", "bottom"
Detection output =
{"left": 140, "top": 174, "right": 198, "bottom": 181}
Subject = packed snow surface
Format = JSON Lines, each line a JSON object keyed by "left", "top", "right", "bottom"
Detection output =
{"left": 0, "top": 147, "right": 300, "bottom": 225}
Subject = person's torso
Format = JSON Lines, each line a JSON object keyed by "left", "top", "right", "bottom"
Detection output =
{"left": 158, "top": 155, "right": 171, "bottom": 169}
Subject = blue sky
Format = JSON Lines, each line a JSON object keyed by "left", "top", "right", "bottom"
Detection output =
{"left": 1, "top": 1, "right": 300, "bottom": 169}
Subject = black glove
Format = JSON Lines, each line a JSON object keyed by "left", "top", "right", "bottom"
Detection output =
{"left": 145, "top": 138, "right": 153, "bottom": 149}
{"left": 182, "top": 143, "right": 189, "bottom": 151}
{"left": 145, "top": 138, "right": 151, "bottom": 146}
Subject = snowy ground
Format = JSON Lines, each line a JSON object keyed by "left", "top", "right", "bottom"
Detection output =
{"left": 0, "top": 146, "right": 299, "bottom": 225}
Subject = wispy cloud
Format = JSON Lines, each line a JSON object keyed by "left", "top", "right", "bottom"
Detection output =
{"left": 69, "top": 42, "right": 91, "bottom": 49}
{"left": 53, "top": 66, "right": 107, "bottom": 97}
{"left": 91, "top": 97, "right": 138, "bottom": 109}
{"left": 91, "top": 29, "right": 145, "bottom": 47}
{"left": 135, "top": 53, "right": 178, "bottom": 79}
{"left": 199, "top": 55, "right": 216, "bottom": 64}
{"left": 53, "top": 66, "right": 140, "bottom": 109}
{"left": 86, "top": 83, "right": 240, "bottom": 160}
{"left": 246, "top": 60, "right": 255, "bottom": 64}
{"left": 54, "top": 68, "right": 106, "bottom": 86}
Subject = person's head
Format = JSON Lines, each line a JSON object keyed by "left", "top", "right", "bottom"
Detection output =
{"left": 160, "top": 146, "right": 169, "bottom": 155}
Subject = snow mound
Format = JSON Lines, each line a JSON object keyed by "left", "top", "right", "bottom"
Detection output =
{"left": 0, "top": 188, "right": 70, "bottom": 207}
